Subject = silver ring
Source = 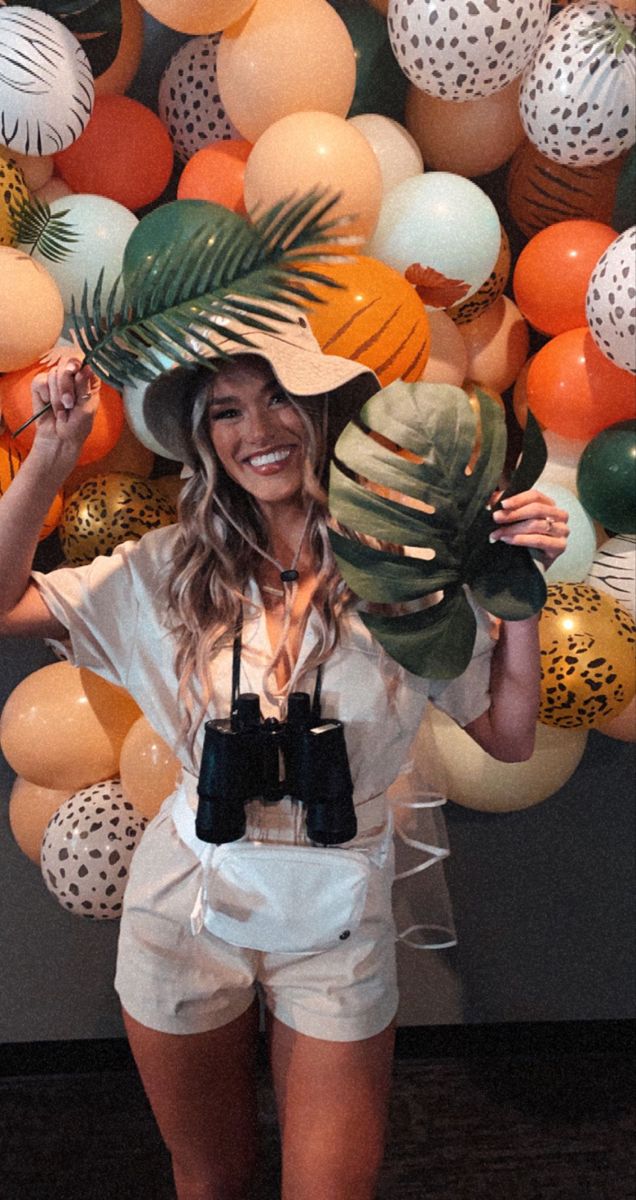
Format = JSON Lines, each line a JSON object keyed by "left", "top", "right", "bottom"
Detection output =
{"left": 544, "top": 515, "right": 554, "bottom": 534}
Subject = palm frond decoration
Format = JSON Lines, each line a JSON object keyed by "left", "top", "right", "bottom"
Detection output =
{"left": 71, "top": 190, "right": 356, "bottom": 392}
{"left": 328, "top": 381, "right": 547, "bottom": 679}
{"left": 12, "top": 196, "right": 79, "bottom": 263}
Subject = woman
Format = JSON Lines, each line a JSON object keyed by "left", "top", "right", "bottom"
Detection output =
{"left": 0, "top": 309, "right": 568, "bottom": 1200}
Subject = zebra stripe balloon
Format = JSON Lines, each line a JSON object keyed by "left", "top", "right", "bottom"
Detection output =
{"left": 586, "top": 536, "right": 636, "bottom": 619}
{"left": 0, "top": 7, "right": 94, "bottom": 156}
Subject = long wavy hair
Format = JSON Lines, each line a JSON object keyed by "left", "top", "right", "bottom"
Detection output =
{"left": 164, "top": 357, "right": 351, "bottom": 755}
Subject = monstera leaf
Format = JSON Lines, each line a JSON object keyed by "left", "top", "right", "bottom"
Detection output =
{"left": 72, "top": 191, "right": 351, "bottom": 391}
{"left": 328, "top": 380, "right": 547, "bottom": 679}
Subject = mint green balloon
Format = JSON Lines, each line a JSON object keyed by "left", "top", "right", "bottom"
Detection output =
{"left": 543, "top": 483, "right": 597, "bottom": 585}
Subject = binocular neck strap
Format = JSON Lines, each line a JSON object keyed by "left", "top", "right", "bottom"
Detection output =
{"left": 231, "top": 615, "right": 323, "bottom": 718}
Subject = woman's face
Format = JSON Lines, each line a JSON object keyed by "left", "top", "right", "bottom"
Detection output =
{"left": 207, "top": 356, "right": 308, "bottom": 511}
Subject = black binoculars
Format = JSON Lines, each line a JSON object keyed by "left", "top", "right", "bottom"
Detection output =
{"left": 195, "top": 691, "right": 356, "bottom": 847}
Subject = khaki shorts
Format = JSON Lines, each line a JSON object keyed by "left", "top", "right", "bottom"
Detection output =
{"left": 114, "top": 803, "right": 398, "bottom": 1041}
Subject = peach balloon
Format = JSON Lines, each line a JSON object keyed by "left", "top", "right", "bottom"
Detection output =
{"left": 3, "top": 151, "right": 54, "bottom": 191}
{"left": 405, "top": 78, "right": 525, "bottom": 178}
{"left": 458, "top": 296, "right": 530, "bottom": 394}
{"left": 9, "top": 777, "right": 73, "bottom": 864}
{"left": 511, "top": 355, "right": 536, "bottom": 429}
{"left": 217, "top": 0, "right": 356, "bottom": 143}
{"left": 119, "top": 716, "right": 182, "bottom": 819}
{"left": 419, "top": 309, "right": 468, "bottom": 386}
{"left": 0, "top": 249, "right": 64, "bottom": 373}
{"left": 33, "top": 176, "right": 74, "bottom": 205}
{"left": 244, "top": 111, "right": 383, "bottom": 244}
{"left": 0, "top": 664, "right": 141, "bottom": 791}
{"left": 137, "top": 0, "right": 255, "bottom": 33}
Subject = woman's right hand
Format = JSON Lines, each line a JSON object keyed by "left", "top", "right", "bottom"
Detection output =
{"left": 30, "top": 352, "right": 101, "bottom": 461}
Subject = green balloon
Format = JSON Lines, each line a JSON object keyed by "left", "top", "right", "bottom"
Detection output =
{"left": 577, "top": 421, "right": 636, "bottom": 535}
{"left": 122, "top": 200, "right": 245, "bottom": 290}
{"left": 330, "top": 1, "right": 408, "bottom": 122}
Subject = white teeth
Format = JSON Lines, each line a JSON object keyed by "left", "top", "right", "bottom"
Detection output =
{"left": 248, "top": 448, "right": 291, "bottom": 468}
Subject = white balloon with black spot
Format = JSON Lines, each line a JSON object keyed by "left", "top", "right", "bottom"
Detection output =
{"left": 387, "top": 0, "right": 551, "bottom": 101}
{"left": 519, "top": 1, "right": 636, "bottom": 167}
{"left": 158, "top": 34, "right": 240, "bottom": 164}
{"left": 585, "top": 226, "right": 636, "bottom": 374}
{"left": 0, "top": 7, "right": 94, "bottom": 156}
{"left": 40, "top": 778, "right": 147, "bottom": 920}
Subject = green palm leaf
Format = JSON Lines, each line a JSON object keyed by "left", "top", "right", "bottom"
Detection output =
{"left": 72, "top": 191, "right": 352, "bottom": 392}
{"left": 12, "top": 196, "right": 79, "bottom": 264}
{"left": 328, "top": 381, "right": 547, "bottom": 679}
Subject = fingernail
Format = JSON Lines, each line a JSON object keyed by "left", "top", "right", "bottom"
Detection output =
{"left": 62, "top": 394, "right": 74, "bottom": 409}
{"left": 489, "top": 533, "right": 497, "bottom": 543}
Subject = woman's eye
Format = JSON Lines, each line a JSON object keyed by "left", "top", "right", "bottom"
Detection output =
{"left": 270, "top": 392, "right": 290, "bottom": 407}
{"left": 210, "top": 407, "right": 240, "bottom": 421}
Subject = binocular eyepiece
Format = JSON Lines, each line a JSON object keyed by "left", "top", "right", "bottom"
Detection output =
{"left": 195, "top": 691, "right": 356, "bottom": 847}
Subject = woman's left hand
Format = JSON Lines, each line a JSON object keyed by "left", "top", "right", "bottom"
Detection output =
{"left": 489, "top": 488, "right": 569, "bottom": 568}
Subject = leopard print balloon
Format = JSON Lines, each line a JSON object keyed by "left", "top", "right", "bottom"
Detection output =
{"left": 446, "top": 226, "right": 511, "bottom": 325}
{"left": 539, "top": 583, "right": 636, "bottom": 728}
{"left": 60, "top": 472, "right": 177, "bottom": 566}
{"left": 0, "top": 152, "right": 29, "bottom": 246}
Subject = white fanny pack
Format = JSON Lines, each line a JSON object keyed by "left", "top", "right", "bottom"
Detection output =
{"left": 171, "top": 784, "right": 390, "bottom": 955}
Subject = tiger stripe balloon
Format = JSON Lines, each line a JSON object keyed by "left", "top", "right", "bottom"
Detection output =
{"left": 306, "top": 256, "right": 430, "bottom": 386}
{"left": 506, "top": 141, "right": 623, "bottom": 239}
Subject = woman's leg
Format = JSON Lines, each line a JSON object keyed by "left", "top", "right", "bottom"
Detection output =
{"left": 122, "top": 1000, "right": 260, "bottom": 1200}
{"left": 267, "top": 1015, "right": 395, "bottom": 1200}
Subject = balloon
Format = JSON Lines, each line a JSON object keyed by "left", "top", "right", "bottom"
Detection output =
{"left": 0, "top": 443, "right": 63, "bottom": 541}
{"left": 0, "top": 154, "right": 28, "bottom": 246}
{"left": 60, "top": 473, "right": 177, "bottom": 566}
{"left": 306, "top": 256, "right": 430, "bottom": 386}
{"left": 55, "top": 96, "right": 174, "bottom": 211}
{"left": 92, "top": 0, "right": 145, "bottom": 97}
{"left": 537, "top": 429, "right": 588, "bottom": 494}
{"left": 122, "top": 199, "right": 239, "bottom": 284}
{"left": 367, "top": 172, "right": 500, "bottom": 306}
{"left": 18, "top": 193, "right": 138, "bottom": 315}
{"left": 577, "top": 420, "right": 636, "bottom": 533}
{"left": 0, "top": 664, "right": 141, "bottom": 791}
{"left": 368, "top": 0, "right": 389, "bottom": 12}
{"left": 457, "top": 296, "right": 530, "bottom": 394}
{"left": 153, "top": 474, "right": 185, "bottom": 507}
{"left": 34, "top": 176, "right": 74, "bottom": 205}
{"left": 0, "top": 148, "right": 53, "bottom": 192}
{"left": 0, "top": 362, "right": 125, "bottom": 467}
{"left": 387, "top": 0, "right": 551, "bottom": 100}
{"left": 419, "top": 309, "right": 468, "bottom": 386}
{"left": 243, "top": 111, "right": 383, "bottom": 245}
{"left": 0, "top": 249, "right": 64, "bottom": 372}
{"left": 347, "top": 115, "right": 423, "bottom": 197}
{"left": 63, "top": 418, "right": 155, "bottom": 496}
{"left": 538, "top": 583, "right": 636, "bottom": 727}
{"left": 0, "top": 7, "right": 94, "bottom": 156}
{"left": 137, "top": 0, "right": 255, "bottom": 34}
{"left": 542, "top": 483, "right": 598, "bottom": 584}
{"left": 217, "top": 0, "right": 356, "bottom": 144}
{"left": 513, "top": 220, "right": 616, "bottom": 337}
{"left": 9, "top": 777, "right": 73, "bottom": 865}
{"left": 158, "top": 34, "right": 240, "bottom": 163}
{"left": 613, "top": 145, "right": 636, "bottom": 231}
{"left": 596, "top": 695, "right": 636, "bottom": 741}
{"left": 586, "top": 226, "right": 636, "bottom": 374}
{"left": 415, "top": 706, "right": 588, "bottom": 812}
{"left": 446, "top": 227, "right": 511, "bottom": 327}
{"left": 405, "top": 78, "right": 525, "bottom": 178}
{"left": 506, "top": 141, "right": 624, "bottom": 238}
{"left": 526, "top": 330, "right": 636, "bottom": 441}
{"left": 330, "top": 0, "right": 408, "bottom": 122}
{"left": 123, "top": 366, "right": 177, "bottom": 457}
{"left": 119, "top": 716, "right": 182, "bottom": 819}
{"left": 177, "top": 139, "right": 251, "bottom": 212}
{"left": 40, "top": 779, "right": 147, "bottom": 920}
{"left": 586, "top": 534, "right": 636, "bottom": 618}
{"left": 519, "top": 1, "right": 636, "bottom": 167}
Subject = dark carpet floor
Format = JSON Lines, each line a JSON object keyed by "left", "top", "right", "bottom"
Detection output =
{"left": 1, "top": 1045, "right": 634, "bottom": 1199}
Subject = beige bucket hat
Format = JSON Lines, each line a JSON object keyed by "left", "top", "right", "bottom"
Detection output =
{"left": 141, "top": 305, "right": 380, "bottom": 466}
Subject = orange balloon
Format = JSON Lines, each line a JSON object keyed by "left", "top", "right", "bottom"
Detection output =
{"left": 217, "top": 0, "right": 356, "bottom": 143}
{"left": 306, "top": 257, "right": 429, "bottom": 386}
{"left": 405, "top": 78, "right": 525, "bottom": 178}
{"left": 446, "top": 226, "right": 511, "bottom": 326}
{"left": 244, "top": 111, "right": 382, "bottom": 245}
{"left": 526, "top": 329, "right": 636, "bottom": 441}
{"left": 93, "top": 0, "right": 145, "bottom": 96}
{"left": 0, "top": 363, "right": 125, "bottom": 467}
{"left": 458, "top": 296, "right": 530, "bottom": 394}
{"left": 177, "top": 139, "right": 252, "bottom": 213}
{"left": 55, "top": 96, "right": 174, "bottom": 211}
{"left": 0, "top": 664, "right": 141, "bottom": 791}
{"left": 137, "top": 0, "right": 255, "bottom": 33}
{"left": 0, "top": 442, "right": 63, "bottom": 540}
{"left": 119, "top": 716, "right": 182, "bottom": 819}
{"left": 506, "top": 141, "right": 624, "bottom": 239}
{"left": 513, "top": 220, "right": 616, "bottom": 337}
{"left": 420, "top": 309, "right": 468, "bottom": 386}
{"left": 63, "top": 417, "right": 155, "bottom": 496}
{"left": 9, "top": 777, "right": 73, "bottom": 864}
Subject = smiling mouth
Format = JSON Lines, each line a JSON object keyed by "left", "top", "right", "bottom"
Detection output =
{"left": 244, "top": 447, "right": 294, "bottom": 469}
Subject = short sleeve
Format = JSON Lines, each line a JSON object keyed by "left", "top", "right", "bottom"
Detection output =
{"left": 428, "top": 598, "right": 496, "bottom": 728}
{"left": 31, "top": 541, "right": 141, "bottom": 690}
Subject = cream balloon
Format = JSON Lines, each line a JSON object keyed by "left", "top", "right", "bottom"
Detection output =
{"left": 217, "top": 0, "right": 356, "bottom": 143}
{"left": 416, "top": 706, "right": 588, "bottom": 812}
{"left": 0, "top": 248, "right": 64, "bottom": 372}
{"left": 405, "top": 78, "right": 525, "bottom": 178}
{"left": 348, "top": 114, "right": 423, "bottom": 196}
{"left": 137, "top": 0, "right": 255, "bottom": 34}
{"left": 9, "top": 777, "right": 73, "bottom": 865}
{"left": 119, "top": 716, "right": 182, "bottom": 819}
{"left": 458, "top": 296, "right": 530, "bottom": 393}
{"left": 419, "top": 309, "right": 468, "bottom": 386}
{"left": 596, "top": 695, "right": 636, "bottom": 742}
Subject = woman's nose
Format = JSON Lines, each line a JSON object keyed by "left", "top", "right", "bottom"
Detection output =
{"left": 244, "top": 403, "right": 276, "bottom": 443}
